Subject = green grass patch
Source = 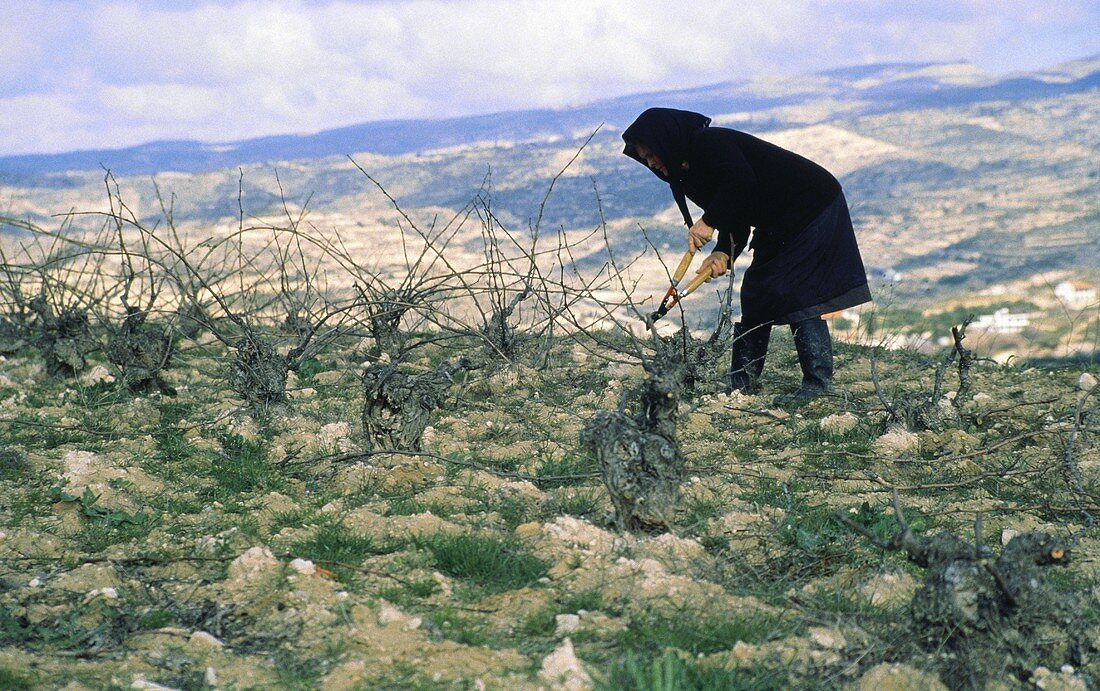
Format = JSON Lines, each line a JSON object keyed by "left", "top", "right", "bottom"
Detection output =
{"left": 50, "top": 486, "right": 160, "bottom": 552}
{"left": 599, "top": 651, "right": 798, "bottom": 691}
{"left": 414, "top": 532, "right": 548, "bottom": 593}
{"left": 493, "top": 494, "right": 541, "bottom": 529}
{"left": 739, "top": 476, "right": 794, "bottom": 508}
{"left": 268, "top": 507, "right": 326, "bottom": 532}
{"left": 274, "top": 648, "right": 341, "bottom": 690}
{"left": 203, "top": 432, "right": 284, "bottom": 498}
{"left": 678, "top": 490, "right": 733, "bottom": 534}
{"left": 426, "top": 606, "right": 492, "bottom": 647}
{"left": 553, "top": 486, "right": 606, "bottom": 518}
{"left": 533, "top": 453, "right": 598, "bottom": 489}
{"left": 0, "top": 445, "right": 30, "bottom": 481}
{"left": 559, "top": 587, "right": 613, "bottom": 615}
{"left": 0, "top": 667, "right": 38, "bottom": 690}
{"left": 377, "top": 577, "right": 441, "bottom": 607}
{"left": 288, "top": 523, "right": 400, "bottom": 584}
{"left": 4, "top": 412, "right": 98, "bottom": 450}
{"left": 617, "top": 606, "right": 801, "bottom": 658}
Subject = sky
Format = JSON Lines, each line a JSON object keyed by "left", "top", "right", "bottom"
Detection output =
{"left": 2, "top": 0, "right": 1097, "bottom": 156}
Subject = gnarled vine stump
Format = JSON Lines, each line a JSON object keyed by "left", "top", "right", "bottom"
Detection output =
{"left": 106, "top": 310, "right": 175, "bottom": 394}
{"left": 229, "top": 335, "right": 291, "bottom": 408}
{"left": 582, "top": 371, "right": 683, "bottom": 532}
{"left": 361, "top": 358, "right": 470, "bottom": 451}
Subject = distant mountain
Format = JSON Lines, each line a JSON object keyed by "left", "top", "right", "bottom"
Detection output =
{"left": 1, "top": 56, "right": 1096, "bottom": 177}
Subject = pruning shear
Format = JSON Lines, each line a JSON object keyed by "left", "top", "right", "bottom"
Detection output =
{"left": 649, "top": 250, "right": 713, "bottom": 323}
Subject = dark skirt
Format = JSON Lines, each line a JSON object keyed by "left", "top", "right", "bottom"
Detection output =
{"left": 740, "top": 191, "right": 872, "bottom": 326}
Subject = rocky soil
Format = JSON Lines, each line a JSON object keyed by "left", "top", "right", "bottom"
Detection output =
{"left": 0, "top": 331, "right": 1097, "bottom": 689}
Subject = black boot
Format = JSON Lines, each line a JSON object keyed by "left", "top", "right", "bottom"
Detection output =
{"left": 729, "top": 322, "right": 772, "bottom": 393}
{"left": 773, "top": 318, "right": 833, "bottom": 406}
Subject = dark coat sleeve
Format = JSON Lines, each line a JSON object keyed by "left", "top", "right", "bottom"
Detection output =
{"left": 689, "top": 130, "right": 753, "bottom": 259}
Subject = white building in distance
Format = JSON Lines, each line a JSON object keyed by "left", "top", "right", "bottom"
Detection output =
{"left": 974, "top": 308, "right": 1030, "bottom": 334}
{"left": 1054, "top": 280, "right": 1097, "bottom": 308}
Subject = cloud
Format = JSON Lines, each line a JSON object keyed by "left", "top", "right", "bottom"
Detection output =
{"left": 1, "top": 0, "right": 1097, "bottom": 155}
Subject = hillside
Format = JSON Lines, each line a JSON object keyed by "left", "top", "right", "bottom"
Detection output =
{"left": 1, "top": 57, "right": 1097, "bottom": 365}
{"left": 0, "top": 321, "right": 1098, "bottom": 688}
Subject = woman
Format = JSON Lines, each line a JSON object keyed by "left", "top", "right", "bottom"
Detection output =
{"left": 622, "top": 107, "right": 872, "bottom": 404}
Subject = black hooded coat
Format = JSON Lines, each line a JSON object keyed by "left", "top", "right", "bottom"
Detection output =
{"left": 622, "top": 107, "right": 872, "bottom": 326}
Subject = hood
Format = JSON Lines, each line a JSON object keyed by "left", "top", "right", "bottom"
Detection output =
{"left": 622, "top": 107, "right": 712, "bottom": 182}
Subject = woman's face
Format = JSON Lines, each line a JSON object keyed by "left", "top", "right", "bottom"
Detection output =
{"left": 633, "top": 142, "right": 668, "bottom": 177}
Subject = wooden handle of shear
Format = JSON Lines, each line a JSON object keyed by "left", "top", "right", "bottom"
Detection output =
{"left": 682, "top": 270, "right": 712, "bottom": 296}
{"left": 671, "top": 251, "right": 695, "bottom": 285}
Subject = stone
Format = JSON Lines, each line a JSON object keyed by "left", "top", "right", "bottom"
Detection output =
{"left": 819, "top": 412, "right": 859, "bottom": 435}
{"left": 79, "top": 365, "right": 115, "bottom": 386}
{"left": 377, "top": 600, "right": 422, "bottom": 631}
{"left": 539, "top": 638, "right": 593, "bottom": 691}
{"left": 1078, "top": 372, "right": 1098, "bottom": 392}
{"left": 858, "top": 663, "right": 948, "bottom": 690}
{"left": 1031, "top": 665, "right": 1088, "bottom": 691}
{"left": 555, "top": 614, "right": 581, "bottom": 636}
{"left": 808, "top": 626, "right": 845, "bottom": 650}
{"left": 289, "top": 558, "right": 316, "bottom": 575}
{"left": 227, "top": 546, "right": 280, "bottom": 586}
{"left": 873, "top": 427, "right": 919, "bottom": 457}
{"left": 189, "top": 631, "right": 225, "bottom": 650}
{"left": 130, "top": 677, "right": 179, "bottom": 690}
{"left": 83, "top": 587, "right": 118, "bottom": 602}
{"left": 861, "top": 571, "right": 918, "bottom": 608}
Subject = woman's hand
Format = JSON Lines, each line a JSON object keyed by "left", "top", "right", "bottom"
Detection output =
{"left": 688, "top": 218, "right": 714, "bottom": 252}
{"left": 696, "top": 251, "right": 729, "bottom": 279}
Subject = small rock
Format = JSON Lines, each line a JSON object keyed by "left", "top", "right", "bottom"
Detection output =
{"left": 377, "top": 600, "right": 405, "bottom": 625}
{"left": 80, "top": 365, "right": 115, "bottom": 386}
{"left": 1031, "top": 665, "right": 1088, "bottom": 691}
{"left": 289, "top": 558, "right": 316, "bottom": 575}
{"left": 555, "top": 614, "right": 581, "bottom": 636}
{"left": 1001, "top": 528, "right": 1019, "bottom": 546}
{"left": 227, "top": 546, "right": 280, "bottom": 585}
{"left": 204, "top": 668, "right": 218, "bottom": 687}
{"left": 873, "top": 427, "right": 919, "bottom": 457}
{"left": 539, "top": 638, "right": 593, "bottom": 691}
{"left": 514, "top": 521, "right": 542, "bottom": 540}
{"left": 318, "top": 422, "right": 353, "bottom": 451}
{"left": 84, "top": 587, "right": 118, "bottom": 602}
{"left": 189, "top": 631, "right": 224, "bottom": 650}
{"left": 731, "top": 641, "right": 756, "bottom": 661}
{"left": 861, "top": 571, "right": 918, "bottom": 608}
{"left": 858, "top": 662, "right": 948, "bottom": 690}
{"left": 809, "top": 626, "right": 845, "bottom": 650}
{"left": 377, "top": 600, "right": 422, "bottom": 630}
{"left": 819, "top": 412, "right": 859, "bottom": 435}
{"left": 1079, "top": 372, "right": 1098, "bottom": 392}
{"left": 570, "top": 345, "right": 589, "bottom": 365}
{"left": 130, "top": 676, "right": 179, "bottom": 690}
